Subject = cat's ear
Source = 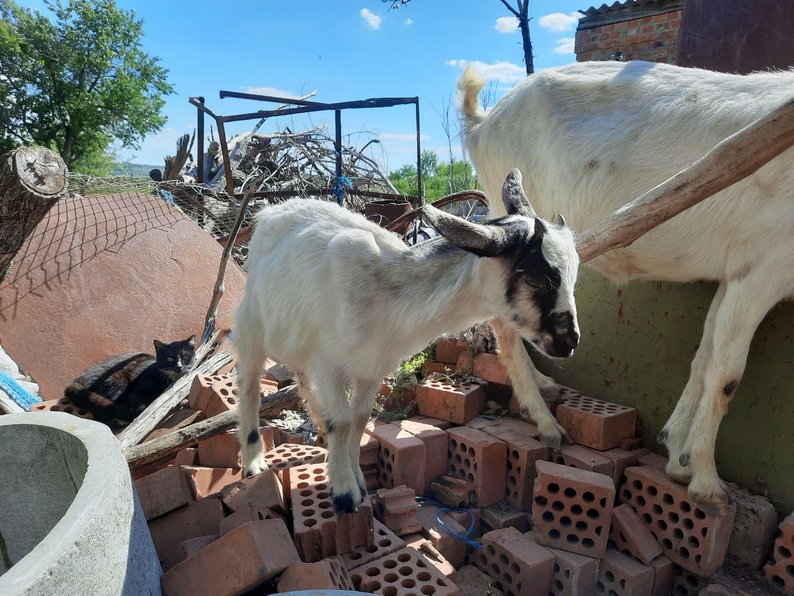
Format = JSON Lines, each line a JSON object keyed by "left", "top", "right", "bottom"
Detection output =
{"left": 186, "top": 335, "right": 196, "bottom": 347}
{"left": 153, "top": 339, "right": 165, "bottom": 352}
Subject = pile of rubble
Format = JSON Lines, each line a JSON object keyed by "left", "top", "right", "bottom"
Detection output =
{"left": 33, "top": 339, "right": 794, "bottom": 595}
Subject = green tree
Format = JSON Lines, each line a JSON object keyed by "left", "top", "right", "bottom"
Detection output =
{"left": 0, "top": 0, "right": 173, "bottom": 172}
{"left": 389, "top": 150, "right": 478, "bottom": 201}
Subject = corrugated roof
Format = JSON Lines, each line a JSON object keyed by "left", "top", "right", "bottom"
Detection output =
{"left": 578, "top": 0, "right": 682, "bottom": 29}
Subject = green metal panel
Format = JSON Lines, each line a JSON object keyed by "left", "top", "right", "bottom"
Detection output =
{"left": 533, "top": 269, "right": 794, "bottom": 513}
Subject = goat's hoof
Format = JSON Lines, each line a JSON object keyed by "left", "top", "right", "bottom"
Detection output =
{"left": 656, "top": 429, "right": 669, "bottom": 443}
{"left": 538, "top": 428, "right": 563, "bottom": 450}
{"left": 687, "top": 480, "right": 732, "bottom": 515}
{"left": 665, "top": 460, "right": 692, "bottom": 484}
{"left": 242, "top": 454, "right": 269, "bottom": 478}
{"left": 332, "top": 492, "right": 358, "bottom": 515}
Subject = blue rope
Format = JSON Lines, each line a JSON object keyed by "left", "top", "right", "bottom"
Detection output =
{"left": 157, "top": 188, "right": 176, "bottom": 205}
{"left": 0, "top": 370, "right": 42, "bottom": 411}
{"left": 335, "top": 176, "right": 352, "bottom": 206}
{"left": 416, "top": 496, "right": 482, "bottom": 550}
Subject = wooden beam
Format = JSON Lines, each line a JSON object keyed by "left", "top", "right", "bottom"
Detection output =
{"left": 576, "top": 97, "right": 794, "bottom": 263}
{"left": 125, "top": 384, "right": 300, "bottom": 470}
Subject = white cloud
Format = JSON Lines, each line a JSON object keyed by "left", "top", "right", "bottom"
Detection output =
{"left": 446, "top": 59, "right": 525, "bottom": 84}
{"left": 494, "top": 16, "right": 519, "bottom": 34}
{"left": 539, "top": 12, "right": 580, "bottom": 32}
{"left": 380, "top": 133, "right": 431, "bottom": 142}
{"left": 360, "top": 8, "right": 382, "bottom": 30}
{"left": 553, "top": 37, "right": 576, "bottom": 55}
{"left": 403, "top": 17, "right": 413, "bottom": 25}
{"left": 244, "top": 86, "right": 300, "bottom": 99}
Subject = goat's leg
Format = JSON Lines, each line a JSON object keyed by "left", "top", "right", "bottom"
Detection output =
{"left": 235, "top": 330, "right": 268, "bottom": 477}
{"left": 312, "top": 370, "right": 365, "bottom": 514}
{"left": 491, "top": 317, "right": 570, "bottom": 448}
{"left": 349, "top": 378, "right": 381, "bottom": 496}
{"left": 526, "top": 352, "right": 566, "bottom": 397}
{"left": 660, "top": 283, "right": 726, "bottom": 483}
{"left": 680, "top": 274, "right": 783, "bottom": 507}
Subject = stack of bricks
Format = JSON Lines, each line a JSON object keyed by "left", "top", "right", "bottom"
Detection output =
{"left": 764, "top": 512, "right": 794, "bottom": 594}
{"left": 359, "top": 432, "right": 381, "bottom": 492}
{"left": 374, "top": 485, "right": 421, "bottom": 536}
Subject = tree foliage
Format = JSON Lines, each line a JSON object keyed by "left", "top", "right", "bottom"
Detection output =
{"left": 389, "top": 150, "right": 477, "bottom": 200}
{"left": 0, "top": 0, "right": 173, "bottom": 171}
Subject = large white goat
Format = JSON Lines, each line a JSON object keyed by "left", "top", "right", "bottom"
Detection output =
{"left": 459, "top": 60, "right": 794, "bottom": 507}
{"left": 233, "top": 173, "right": 580, "bottom": 513}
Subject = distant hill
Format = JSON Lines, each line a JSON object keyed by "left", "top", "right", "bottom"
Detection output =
{"left": 114, "top": 162, "right": 161, "bottom": 177}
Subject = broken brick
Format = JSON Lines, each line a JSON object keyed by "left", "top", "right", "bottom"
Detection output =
{"left": 481, "top": 501, "right": 530, "bottom": 534}
{"left": 134, "top": 465, "right": 193, "bottom": 521}
{"left": 498, "top": 430, "right": 548, "bottom": 509}
{"left": 473, "top": 352, "right": 511, "bottom": 385}
{"left": 181, "top": 465, "right": 242, "bottom": 500}
{"left": 341, "top": 519, "right": 405, "bottom": 570}
{"left": 548, "top": 546, "right": 599, "bottom": 596}
{"left": 417, "top": 378, "right": 485, "bottom": 424}
{"left": 451, "top": 565, "right": 505, "bottom": 596}
{"left": 417, "top": 503, "right": 468, "bottom": 569}
{"left": 447, "top": 426, "right": 507, "bottom": 508}
{"left": 431, "top": 475, "right": 472, "bottom": 508}
{"left": 173, "top": 447, "right": 198, "bottom": 467}
{"left": 375, "top": 485, "right": 421, "bottom": 536}
{"left": 219, "top": 468, "right": 285, "bottom": 514}
{"left": 398, "top": 418, "right": 449, "bottom": 493}
{"left": 601, "top": 446, "right": 639, "bottom": 488}
{"left": 727, "top": 483, "right": 779, "bottom": 570}
{"left": 763, "top": 511, "right": 794, "bottom": 594}
{"left": 263, "top": 442, "right": 327, "bottom": 499}
{"left": 549, "top": 443, "right": 614, "bottom": 477}
{"left": 597, "top": 547, "right": 655, "bottom": 595}
{"left": 651, "top": 556, "right": 675, "bottom": 596}
{"left": 277, "top": 556, "right": 356, "bottom": 592}
{"left": 218, "top": 502, "right": 281, "bottom": 536}
{"left": 148, "top": 495, "right": 225, "bottom": 570}
{"left": 610, "top": 503, "right": 664, "bottom": 565}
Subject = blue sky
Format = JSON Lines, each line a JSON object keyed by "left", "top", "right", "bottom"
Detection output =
{"left": 24, "top": 0, "right": 587, "bottom": 169}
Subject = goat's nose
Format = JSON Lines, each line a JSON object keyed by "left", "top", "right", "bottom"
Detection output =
{"left": 564, "top": 331, "right": 580, "bottom": 351}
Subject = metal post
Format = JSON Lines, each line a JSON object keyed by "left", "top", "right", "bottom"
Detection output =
{"left": 415, "top": 99, "right": 423, "bottom": 204}
{"left": 334, "top": 109, "right": 343, "bottom": 206}
{"left": 216, "top": 120, "right": 235, "bottom": 197}
{"left": 196, "top": 97, "right": 205, "bottom": 183}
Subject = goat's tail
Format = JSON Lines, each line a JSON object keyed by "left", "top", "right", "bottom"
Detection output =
{"left": 458, "top": 66, "right": 487, "bottom": 132}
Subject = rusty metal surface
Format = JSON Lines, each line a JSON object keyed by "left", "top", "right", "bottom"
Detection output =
{"left": 677, "top": 0, "right": 794, "bottom": 73}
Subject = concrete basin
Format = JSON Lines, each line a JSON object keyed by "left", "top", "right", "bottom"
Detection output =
{"left": 0, "top": 412, "right": 161, "bottom": 595}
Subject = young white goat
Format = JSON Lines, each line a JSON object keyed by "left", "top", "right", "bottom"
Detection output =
{"left": 459, "top": 60, "right": 794, "bottom": 507}
{"left": 233, "top": 171, "right": 580, "bottom": 513}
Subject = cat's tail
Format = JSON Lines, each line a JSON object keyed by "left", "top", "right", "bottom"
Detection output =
{"left": 65, "top": 383, "right": 130, "bottom": 428}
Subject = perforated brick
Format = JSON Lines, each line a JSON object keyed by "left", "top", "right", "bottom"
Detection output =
{"left": 290, "top": 462, "right": 374, "bottom": 562}
{"left": 556, "top": 394, "right": 637, "bottom": 451}
{"left": 671, "top": 564, "right": 710, "bottom": 595}
{"left": 341, "top": 519, "right": 406, "bottom": 570}
{"left": 417, "top": 504, "right": 468, "bottom": 569}
{"left": 360, "top": 432, "right": 380, "bottom": 467}
{"left": 549, "top": 444, "right": 614, "bottom": 477}
{"left": 349, "top": 546, "right": 460, "bottom": 595}
{"left": 620, "top": 465, "right": 736, "bottom": 576}
{"left": 474, "top": 528, "right": 555, "bottom": 596}
{"left": 610, "top": 503, "right": 664, "bottom": 565}
{"left": 597, "top": 548, "right": 654, "bottom": 596}
{"left": 602, "top": 447, "right": 639, "bottom": 488}
{"left": 763, "top": 512, "right": 794, "bottom": 594}
{"left": 650, "top": 556, "right": 675, "bottom": 596}
{"left": 203, "top": 374, "right": 240, "bottom": 417}
{"left": 533, "top": 460, "right": 616, "bottom": 558}
{"left": 548, "top": 546, "right": 598, "bottom": 596}
{"left": 436, "top": 337, "right": 468, "bottom": 365}
{"left": 451, "top": 565, "right": 505, "bottom": 596}
{"left": 417, "top": 378, "right": 485, "bottom": 424}
{"left": 481, "top": 502, "right": 530, "bottom": 534}
{"left": 277, "top": 556, "right": 356, "bottom": 592}
{"left": 499, "top": 431, "right": 548, "bottom": 509}
{"left": 403, "top": 534, "right": 458, "bottom": 578}
{"left": 478, "top": 417, "right": 541, "bottom": 441}
{"left": 410, "top": 415, "right": 454, "bottom": 431}
{"left": 31, "top": 397, "right": 94, "bottom": 419}
{"left": 188, "top": 373, "right": 219, "bottom": 411}
{"left": 398, "top": 418, "right": 449, "bottom": 493}
{"left": 368, "top": 422, "right": 426, "bottom": 493}
{"left": 447, "top": 426, "right": 507, "bottom": 508}
{"left": 263, "top": 442, "right": 327, "bottom": 498}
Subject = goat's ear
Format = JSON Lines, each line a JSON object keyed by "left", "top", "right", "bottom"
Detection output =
{"left": 501, "top": 168, "right": 537, "bottom": 218}
{"left": 423, "top": 205, "right": 503, "bottom": 257}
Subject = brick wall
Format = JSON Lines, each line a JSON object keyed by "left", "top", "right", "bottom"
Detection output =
{"left": 575, "top": 10, "right": 682, "bottom": 63}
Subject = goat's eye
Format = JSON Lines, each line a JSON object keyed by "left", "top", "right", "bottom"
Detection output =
{"left": 166, "top": 357, "right": 174, "bottom": 362}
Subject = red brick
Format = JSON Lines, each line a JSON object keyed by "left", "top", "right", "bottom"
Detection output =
{"left": 533, "top": 460, "right": 616, "bottom": 558}
{"left": 218, "top": 502, "right": 281, "bottom": 535}
{"left": 403, "top": 534, "right": 457, "bottom": 577}
{"left": 598, "top": 548, "right": 655, "bottom": 595}
{"left": 148, "top": 495, "right": 225, "bottom": 570}
{"left": 173, "top": 447, "right": 198, "bottom": 466}
{"left": 764, "top": 512, "right": 794, "bottom": 594}
{"left": 163, "top": 534, "right": 217, "bottom": 571}
{"left": 31, "top": 397, "right": 94, "bottom": 420}
{"left": 549, "top": 443, "right": 614, "bottom": 476}
{"left": 264, "top": 361, "right": 294, "bottom": 388}
{"left": 620, "top": 465, "right": 736, "bottom": 576}
{"left": 447, "top": 426, "right": 507, "bottom": 507}
{"left": 473, "top": 352, "right": 511, "bottom": 385}
{"left": 367, "top": 422, "right": 426, "bottom": 493}
{"left": 610, "top": 503, "right": 664, "bottom": 565}
{"left": 672, "top": 564, "right": 710, "bottom": 595}
{"left": 499, "top": 430, "right": 547, "bottom": 509}
{"left": 451, "top": 565, "right": 505, "bottom": 596}
{"left": 475, "top": 528, "right": 555, "bottom": 596}
{"left": 202, "top": 374, "right": 240, "bottom": 417}
{"left": 263, "top": 442, "right": 327, "bottom": 498}
{"left": 275, "top": 426, "right": 304, "bottom": 445}
{"left": 219, "top": 468, "right": 285, "bottom": 513}
{"left": 431, "top": 475, "right": 473, "bottom": 507}
{"left": 548, "top": 546, "right": 598, "bottom": 596}
{"left": 635, "top": 449, "right": 668, "bottom": 470}
{"left": 417, "top": 504, "right": 468, "bottom": 569}
{"left": 620, "top": 437, "right": 643, "bottom": 450}
{"left": 410, "top": 415, "right": 454, "bottom": 430}
{"left": 423, "top": 359, "right": 456, "bottom": 375}
{"left": 359, "top": 431, "right": 380, "bottom": 466}
{"left": 556, "top": 394, "right": 636, "bottom": 450}
{"left": 417, "top": 378, "right": 485, "bottom": 424}
{"left": 727, "top": 484, "right": 778, "bottom": 570}
{"left": 135, "top": 465, "right": 194, "bottom": 520}
{"left": 291, "top": 462, "right": 374, "bottom": 562}
{"left": 436, "top": 337, "right": 467, "bottom": 364}
{"left": 160, "top": 519, "right": 299, "bottom": 595}
{"left": 375, "top": 485, "right": 421, "bottom": 536}
{"left": 277, "top": 556, "right": 355, "bottom": 592}
{"left": 187, "top": 373, "right": 220, "bottom": 411}
{"left": 181, "top": 465, "right": 242, "bottom": 499}
{"left": 197, "top": 430, "right": 241, "bottom": 468}
{"left": 482, "top": 416, "right": 541, "bottom": 440}
{"left": 341, "top": 519, "right": 405, "bottom": 569}
{"left": 398, "top": 418, "right": 448, "bottom": 493}
{"left": 456, "top": 349, "right": 474, "bottom": 374}
{"left": 651, "top": 556, "right": 675, "bottom": 596}
{"left": 144, "top": 408, "right": 203, "bottom": 442}
{"left": 481, "top": 502, "right": 530, "bottom": 534}
{"left": 349, "top": 547, "right": 460, "bottom": 595}
{"left": 602, "top": 447, "right": 639, "bottom": 487}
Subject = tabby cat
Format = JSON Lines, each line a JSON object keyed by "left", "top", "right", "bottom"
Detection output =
{"left": 65, "top": 336, "right": 196, "bottom": 427}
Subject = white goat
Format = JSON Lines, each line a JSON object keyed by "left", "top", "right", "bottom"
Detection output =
{"left": 459, "top": 60, "right": 794, "bottom": 507}
{"left": 233, "top": 172, "right": 580, "bottom": 513}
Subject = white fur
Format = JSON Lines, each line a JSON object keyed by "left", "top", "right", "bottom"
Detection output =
{"left": 233, "top": 195, "right": 579, "bottom": 511}
{"left": 459, "top": 60, "right": 794, "bottom": 506}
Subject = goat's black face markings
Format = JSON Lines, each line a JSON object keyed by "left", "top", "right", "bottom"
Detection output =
{"left": 247, "top": 430, "right": 259, "bottom": 445}
{"left": 325, "top": 418, "right": 336, "bottom": 433}
{"left": 723, "top": 380, "right": 738, "bottom": 396}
